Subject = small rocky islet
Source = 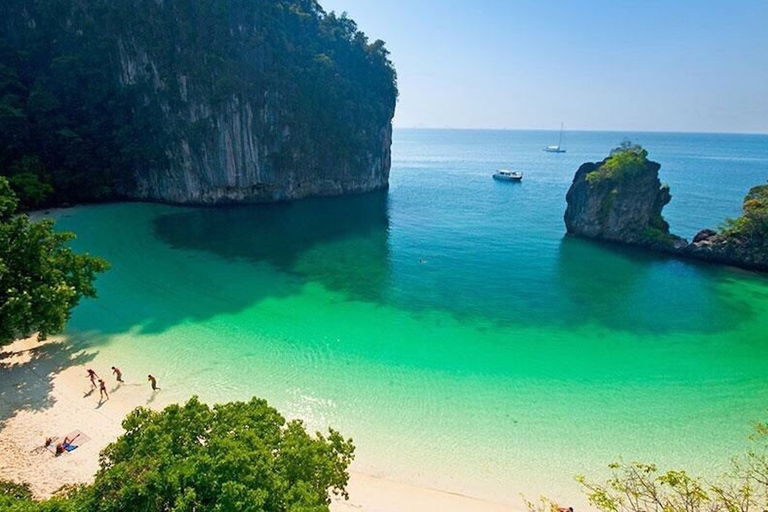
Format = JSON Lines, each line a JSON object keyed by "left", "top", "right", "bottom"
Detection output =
{"left": 564, "top": 142, "right": 768, "bottom": 272}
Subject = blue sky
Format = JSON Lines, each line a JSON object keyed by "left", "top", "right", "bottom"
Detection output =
{"left": 320, "top": 0, "right": 768, "bottom": 133}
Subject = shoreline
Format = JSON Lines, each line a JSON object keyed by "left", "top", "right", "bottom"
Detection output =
{"left": 0, "top": 336, "right": 518, "bottom": 511}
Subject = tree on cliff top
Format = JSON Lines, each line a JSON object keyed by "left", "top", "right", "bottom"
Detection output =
{"left": 0, "top": 396, "right": 355, "bottom": 512}
{"left": 0, "top": 176, "right": 109, "bottom": 347}
{"left": 587, "top": 141, "right": 650, "bottom": 185}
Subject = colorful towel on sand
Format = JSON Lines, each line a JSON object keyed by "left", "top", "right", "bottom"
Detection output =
{"left": 45, "top": 430, "right": 91, "bottom": 455}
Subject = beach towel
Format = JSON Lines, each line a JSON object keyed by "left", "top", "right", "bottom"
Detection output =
{"left": 45, "top": 430, "right": 91, "bottom": 455}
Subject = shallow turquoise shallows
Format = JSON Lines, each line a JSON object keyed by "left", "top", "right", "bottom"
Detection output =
{"left": 58, "top": 129, "right": 768, "bottom": 506}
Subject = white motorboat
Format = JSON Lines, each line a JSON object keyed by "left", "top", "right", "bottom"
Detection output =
{"left": 493, "top": 169, "right": 523, "bottom": 181}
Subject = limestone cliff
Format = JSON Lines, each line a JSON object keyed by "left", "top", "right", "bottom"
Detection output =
{"left": 564, "top": 147, "right": 686, "bottom": 251}
{"left": 565, "top": 144, "right": 768, "bottom": 272}
{"left": 0, "top": 0, "right": 397, "bottom": 205}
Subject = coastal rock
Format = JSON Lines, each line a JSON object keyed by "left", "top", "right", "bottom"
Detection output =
{"left": 565, "top": 149, "right": 768, "bottom": 272}
{"left": 683, "top": 226, "right": 768, "bottom": 271}
{"left": 564, "top": 157, "right": 685, "bottom": 251}
{"left": 692, "top": 229, "right": 717, "bottom": 243}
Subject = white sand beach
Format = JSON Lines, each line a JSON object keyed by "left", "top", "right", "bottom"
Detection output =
{"left": 0, "top": 336, "right": 517, "bottom": 511}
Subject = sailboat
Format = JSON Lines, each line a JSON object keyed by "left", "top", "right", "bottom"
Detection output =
{"left": 544, "top": 123, "right": 566, "bottom": 153}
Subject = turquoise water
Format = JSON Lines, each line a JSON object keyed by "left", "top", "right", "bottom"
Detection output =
{"left": 58, "top": 129, "right": 768, "bottom": 506}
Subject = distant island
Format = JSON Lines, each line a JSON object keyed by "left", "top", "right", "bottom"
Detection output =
{"left": 0, "top": 0, "right": 397, "bottom": 206}
{"left": 564, "top": 141, "right": 768, "bottom": 272}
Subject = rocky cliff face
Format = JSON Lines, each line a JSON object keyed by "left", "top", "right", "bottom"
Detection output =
{"left": 1, "top": 0, "right": 397, "bottom": 205}
{"left": 115, "top": 36, "right": 393, "bottom": 204}
{"left": 123, "top": 91, "right": 393, "bottom": 204}
{"left": 564, "top": 157, "right": 686, "bottom": 251}
{"left": 565, "top": 150, "right": 768, "bottom": 272}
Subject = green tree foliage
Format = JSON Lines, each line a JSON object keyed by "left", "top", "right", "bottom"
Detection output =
{"left": 722, "top": 181, "right": 768, "bottom": 239}
{"left": 586, "top": 141, "right": 650, "bottom": 185}
{"left": 1, "top": 396, "right": 355, "bottom": 512}
{"left": 535, "top": 419, "right": 768, "bottom": 512}
{"left": 0, "top": 480, "right": 34, "bottom": 510}
{"left": 0, "top": 0, "right": 398, "bottom": 207}
{"left": 0, "top": 176, "right": 109, "bottom": 346}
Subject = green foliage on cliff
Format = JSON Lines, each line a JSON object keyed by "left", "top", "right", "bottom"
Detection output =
{"left": 722, "top": 182, "right": 768, "bottom": 239}
{"left": 0, "top": 0, "right": 397, "bottom": 206}
{"left": 0, "top": 30, "right": 141, "bottom": 206}
{"left": 586, "top": 141, "right": 649, "bottom": 185}
{"left": 0, "top": 396, "right": 354, "bottom": 511}
{"left": 0, "top": 176, "right": 109, "bottom": 347}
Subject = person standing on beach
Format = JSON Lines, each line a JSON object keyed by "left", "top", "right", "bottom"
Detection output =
{"left": 87, "top": 369, "right": 98, "bottom": 388}
{"left": 98, "top": 378, "right": 109, "bottom": 401}
{"left": 148, "top": 374, "right": 160, "bottom": 391}
{"left": 111, "top": 366, "right": 124, "bottom": 383}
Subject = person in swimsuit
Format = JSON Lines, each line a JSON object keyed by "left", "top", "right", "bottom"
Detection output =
{"left": 87, "top": 368, "right": 98, "bottom": 388}
{"left": 111, "top": 366, "right": 124, "bottom": 383}
{"left": 148, "top": 374, "right": 159, "bottom": 391}
{"left": 98, "top": 378, "right": 109, "bottom": 401}
{"left": 55, "top": 436, "right": 73, "bottom": 455}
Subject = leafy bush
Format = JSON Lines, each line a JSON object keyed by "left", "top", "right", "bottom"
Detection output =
{"left": 586, "top": 141, "right": 650, "bottom": 185}
{"left": 526, "top": 418, "right": 768, "bottom": 512}
{"left": 722, "top": 182, "right": 768, "bottom": 238}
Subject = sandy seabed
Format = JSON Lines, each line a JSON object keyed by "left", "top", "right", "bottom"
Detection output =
{"left": 0, "top": 336, "right": 515, "bottom": 511}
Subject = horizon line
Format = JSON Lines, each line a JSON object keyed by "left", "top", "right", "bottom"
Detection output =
{"left": 393, "top": 126, "right": 768, "bottom": 136}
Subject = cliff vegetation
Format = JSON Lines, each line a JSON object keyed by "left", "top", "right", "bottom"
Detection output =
{"left": 722, "top": 182, "right": 768, "bottom": 238}
{"left": 585, "top": 141, "right": 649, "bottom": 185}
{"left": 0, "top": 0, "right": 398, "bottom": 206}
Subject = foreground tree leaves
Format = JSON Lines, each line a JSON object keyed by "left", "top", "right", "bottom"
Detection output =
{"left": 2, "top": 397, "right": 354, "bottom": 511}
{"left": 88, "top": 396, "right": 354, "bottom": 512}
{"left": 0, "top": 176, "right": 109, "bottom": 346}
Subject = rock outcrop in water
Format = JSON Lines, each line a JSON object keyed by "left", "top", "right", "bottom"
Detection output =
{"left": 681, "top": 182, "right": 768, "bottom": 270}
{"left": 564, "top": 143, "right": 687, "bottom": 251}
{"left": 0, "top": 1, "right": 397, "bottom": 205}
{"left": 565, "top": 143, "right": 768, "bottom": 272}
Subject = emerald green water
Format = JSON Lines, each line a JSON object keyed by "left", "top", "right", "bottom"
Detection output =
{"left": 57, "top": 130, "right": 768, "bottom": 506}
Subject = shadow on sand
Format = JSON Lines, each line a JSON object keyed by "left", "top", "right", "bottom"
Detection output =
{"left": 0, "top": 337, "right": 97, "bottom": 429}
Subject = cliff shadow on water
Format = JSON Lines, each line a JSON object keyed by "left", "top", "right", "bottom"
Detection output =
{"left": 556, "top": 236, "right": 764, "bottom": 335}
{"left": 153, "top": 191, "right": 392, "bottom": 303}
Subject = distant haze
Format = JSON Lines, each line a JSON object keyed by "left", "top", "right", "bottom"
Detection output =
{"left": 320, "top": 0, "right": 768, "bottom": 134}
